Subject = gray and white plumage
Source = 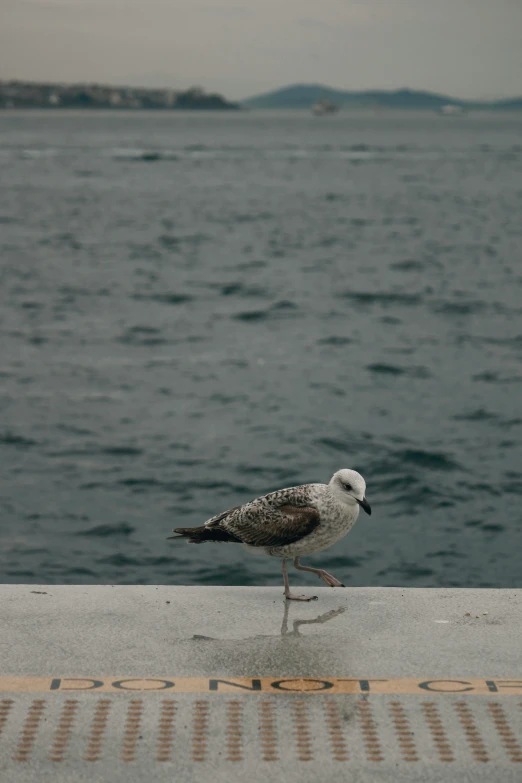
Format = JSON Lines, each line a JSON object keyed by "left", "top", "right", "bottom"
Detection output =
{"left": 169, "top": 469, "right": 371, "bottom": 600}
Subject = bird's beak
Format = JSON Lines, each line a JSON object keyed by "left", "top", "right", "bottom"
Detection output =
{"left": 357, "top": 496, "right": 372, "bottom": 515}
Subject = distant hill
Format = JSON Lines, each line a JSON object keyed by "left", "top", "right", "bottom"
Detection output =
{"left": 243, "top": 85, "right": 347, "bottom": 109}
{"left": 491, "top": 97, "right": 522, "bottom": 111}
{"left": 242, "top": 84, "right": 522, "bottom": 111}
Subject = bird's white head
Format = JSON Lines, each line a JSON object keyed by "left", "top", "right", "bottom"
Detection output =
{"left": 329, "top": 469, "right": 371, "bottom": 515}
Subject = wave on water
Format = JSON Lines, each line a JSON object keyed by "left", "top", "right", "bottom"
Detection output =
{"left": 4, "top": 140, "right": 520, "bottom": 164}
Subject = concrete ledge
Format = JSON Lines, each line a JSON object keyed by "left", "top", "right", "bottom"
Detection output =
{"left": 1, "top": 587, "right": 521, "bottom": 782}
{"left": 2, "top": 586, "right": 521, "bottom": 676}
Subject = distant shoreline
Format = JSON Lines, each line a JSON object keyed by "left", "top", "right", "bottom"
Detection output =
{"left": 0, "top": 106, "right": 243, "bottom": 112}
{"left": 243, "top": 84, "right": 522, "bottom": 112}
{"left": 1, "top": 107, "right": 520, "bottom": 117}
{"left": 2, "top": 80, "right": 521, "bottom": 112}
{"left": 0, "top": 81, "right": 240, "bottom": 111}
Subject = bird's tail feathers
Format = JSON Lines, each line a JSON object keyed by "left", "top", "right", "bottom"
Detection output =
{"left": 167, "top": 525, "right": 240, "bottom": 544}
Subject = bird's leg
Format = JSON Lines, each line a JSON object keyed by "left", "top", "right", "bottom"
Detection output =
{"left": 282, "top": 559, "right": 318, "bottom": 601}
{"left": 293, "top": 557, "right": 345, "bottom": 588}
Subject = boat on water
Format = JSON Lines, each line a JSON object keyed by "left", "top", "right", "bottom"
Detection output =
{"left": 438, "top": 103, "right": 464, "bottom": 116}
{"left": 312, "top": 99, "right": 339, "bottom": 116}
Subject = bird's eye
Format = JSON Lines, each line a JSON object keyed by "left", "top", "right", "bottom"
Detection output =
{"left": 344, "top": 483, "right": 352, "bottom": 491}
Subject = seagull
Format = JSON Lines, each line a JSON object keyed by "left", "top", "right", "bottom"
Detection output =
{"left": 168, "top": 468, "right": 371, "bottom": 600}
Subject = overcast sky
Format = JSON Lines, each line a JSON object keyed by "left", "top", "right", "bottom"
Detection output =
{"left": 1, "top": 0, "right": 521, "bottom": 99}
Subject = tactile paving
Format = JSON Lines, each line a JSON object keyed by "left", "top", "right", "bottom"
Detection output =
{"left": 0, "top": 693, "right": 521, "bottom": 780}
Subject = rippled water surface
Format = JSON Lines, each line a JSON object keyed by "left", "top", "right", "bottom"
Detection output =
{"left": 1, "top": 110, "right": 521, "bottom": 587}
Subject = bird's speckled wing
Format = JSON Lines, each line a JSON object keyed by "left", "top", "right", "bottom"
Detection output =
{"left": 204, "top": 485, "right": 322, "bottom": 548}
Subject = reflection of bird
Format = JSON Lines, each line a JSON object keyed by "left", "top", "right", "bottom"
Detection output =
{"left": 280, "top": 604, "right": 346, "bottom": 636}
{"left": 169, "top": 469, "right": 371, "bottom": 601}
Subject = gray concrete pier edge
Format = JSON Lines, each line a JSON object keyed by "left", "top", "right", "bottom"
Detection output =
{"left": 1, "top": 586, "right": 521, "bottom": 781}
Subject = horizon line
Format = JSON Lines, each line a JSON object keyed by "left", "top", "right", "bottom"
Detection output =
{"left": 1, "top": 77, "right": 520, "bottom": 104}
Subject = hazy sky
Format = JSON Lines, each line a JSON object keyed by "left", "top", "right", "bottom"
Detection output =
{"left": 1, "top": 0, "right": 521, "bottom": 99}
